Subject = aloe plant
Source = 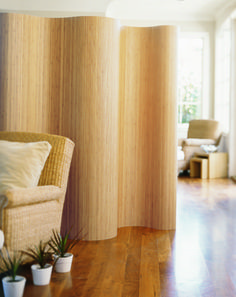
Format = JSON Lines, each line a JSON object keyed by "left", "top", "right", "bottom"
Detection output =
{"left": 0, "top": 248, "right": 23, "bottom": 281}
{"left": 49, "top": 229, "right": 81, "bottom": 257}
{"left": 23, "top": 241, "right": 53, "bottom": 268}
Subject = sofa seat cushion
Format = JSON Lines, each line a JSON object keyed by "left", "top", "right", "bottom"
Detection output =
{"left": 183, "top": 138, "right": 216, "bottom": 147}
{"left": 177, "top": 146, "right": 185, "bottom": 161}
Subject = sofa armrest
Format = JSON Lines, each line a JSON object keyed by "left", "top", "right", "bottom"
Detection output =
{"left": 183, "top": 138, "right": 216, "bottom": 147}
{"left": 3, "top": 186, "right": 65, "bottom": 208}
{"left": 0, "top": 195, "right": 8, "bottom": 228}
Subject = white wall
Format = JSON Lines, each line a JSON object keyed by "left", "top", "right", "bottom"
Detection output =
{"left": 215, "top": 2, "right": 236, "bottom": 176}
{"left": 215, "top": 0, "right": 236, "bottom": 32}
{"left": 0, "top": 0, "right": 109, "bottom": 14}
{"left": 0, "top": 10, "right": 105, "bottom": 17}
{"left": 0, "top": 0, "right": 107, "bottom": 12}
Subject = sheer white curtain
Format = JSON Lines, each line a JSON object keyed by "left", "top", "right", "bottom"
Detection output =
{"left": 215, "top": 20, "right": 231, "bottom": 133}
{"left": 215, "top": 17, "right": 236, "bottom": 176}
{"left": 229, "top": 19, "right": 236, "bottom": 176}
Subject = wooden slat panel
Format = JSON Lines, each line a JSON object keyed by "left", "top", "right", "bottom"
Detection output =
{"left": 60, "top": 17, "right": 120, "bottom": 240}
{"left": 119, "top": 25, "right": 178, "bottom": 229}
{"left": 0, "top": 13, "right": 177, "bottom": 239}
{"left": 0, "top": 14, "right": 119, "bottom": 240}
{"left": 0, "top": 13, "right": 53, "bottom": 133}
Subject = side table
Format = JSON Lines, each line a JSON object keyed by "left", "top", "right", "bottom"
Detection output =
{"left": 190, "top": 157, "right": 208, "bottom": 179}
{"left": 190, "top": 152, "right": 228, "bottom": 179}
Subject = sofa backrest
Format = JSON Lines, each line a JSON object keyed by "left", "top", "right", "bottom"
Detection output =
{"left": 187, "top": 119, "right": 221, "bottom": 141}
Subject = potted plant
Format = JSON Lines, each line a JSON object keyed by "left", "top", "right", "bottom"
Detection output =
{"left": 23, "top": 240, "right": 53, "bottom": 286}
{"left": 49, "top": 229, "right": 81, "bottom": 273}
{"left": 0, "top": 248, "right": 26, "bottom": 297}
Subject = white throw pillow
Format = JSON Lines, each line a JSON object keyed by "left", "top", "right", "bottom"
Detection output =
{"left": 0, "top": 140, "right": 52, "bottom": 194}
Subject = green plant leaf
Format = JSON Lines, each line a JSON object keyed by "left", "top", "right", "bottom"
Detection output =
{"left": 0, "top": 247, "right": 23, "bottom": 281}
{"left": 22, "top": 240, "right": 53, "bottom": 269}
{"left": 49, "top": 228, "right": 84, "bottom": 258}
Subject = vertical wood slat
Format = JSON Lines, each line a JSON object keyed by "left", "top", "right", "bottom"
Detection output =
{"left": 0, "top": 13, "right": 63, "bottom": 134}
{"left": 0, "top": 14, "right": 43, "bottom": 132}
{"left": 119, "top": 26, "right": 178, "bottom": 230}
{"left": 60, "top": 17, "right": 120, "bottom": 240}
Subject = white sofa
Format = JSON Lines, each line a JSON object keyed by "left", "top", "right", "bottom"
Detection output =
{"left": 178, "top": 119, "right": 222, "bottom": 173}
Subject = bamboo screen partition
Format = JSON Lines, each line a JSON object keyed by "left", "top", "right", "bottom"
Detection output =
{"left": 119, "top": 26, "right": 177, "bottom": 230}
{"left": 0, "top": 13, "right": 177, "bottom": 240}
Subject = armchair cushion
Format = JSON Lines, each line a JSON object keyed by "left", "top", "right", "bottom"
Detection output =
{"left": 183, "top": 138, "right": 216, "bottom": 147}
{"left": 0, "top": 140, "right": 51, "bottom": 194}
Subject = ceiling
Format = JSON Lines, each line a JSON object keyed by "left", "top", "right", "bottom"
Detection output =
{"left": 0, "top": 0, "right": 235, "bottom": 22}
{"left": 106, "top": 0, "right": 234, "bottom": 21}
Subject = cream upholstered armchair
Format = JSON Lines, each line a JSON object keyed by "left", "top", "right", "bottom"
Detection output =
{"left": 0, "top": 131, "right": 74, "bottom": 255}
{"left": 178, "top": 119, "right": 222, "bottom": 172}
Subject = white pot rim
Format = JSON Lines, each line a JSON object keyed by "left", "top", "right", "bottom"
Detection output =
{"left": 2, "top": 275, "right": 26, "bottom": 283}
{"left": 31, "top": 263, "right": 52, "bottom": 270}
{"left": 54, "top": 252, "right": 73, "bottom": 258}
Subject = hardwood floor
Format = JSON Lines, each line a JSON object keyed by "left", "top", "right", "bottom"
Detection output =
{"left": 2, "top": 177, "right": 236, "bottom": 297}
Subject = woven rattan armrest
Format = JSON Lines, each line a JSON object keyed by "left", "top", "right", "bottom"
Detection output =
{"left": 3, "top": 186, "right": 65, "bottom": 208}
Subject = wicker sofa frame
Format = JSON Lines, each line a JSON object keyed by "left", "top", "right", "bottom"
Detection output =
{"left": 0, "top": 131, "right": 74, "bottom": 256}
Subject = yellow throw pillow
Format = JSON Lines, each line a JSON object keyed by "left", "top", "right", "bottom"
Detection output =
{"left": 0, "top": 140, "right": 52, "bottom": 194}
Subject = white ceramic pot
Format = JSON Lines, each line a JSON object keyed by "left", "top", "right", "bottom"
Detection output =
{"left": 54, "top": 253, "right": 73, "bottom": 273}
{"left": 2, "top": 275, "right": 26, "bottom": 297}
{"left": 31, "top": 263, "right": 52, "bottom": 286}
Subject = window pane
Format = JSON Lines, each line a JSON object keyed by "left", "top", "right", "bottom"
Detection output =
{"left": 178, "top": 37, "right": 203, "bottom": 124}
{"left": 180, "top": 104, "right": 201, "bottom": 124}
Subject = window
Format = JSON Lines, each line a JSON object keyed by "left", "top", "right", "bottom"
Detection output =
{"left": 178, "top": 33, "right": 209, "bottom": 132}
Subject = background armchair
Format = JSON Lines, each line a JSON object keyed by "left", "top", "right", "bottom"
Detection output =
{"left": 0, "top": 132, "right": 74, "bottom": 256}
{"left": 178, "top": 119, "right": 222, "bottom": 172}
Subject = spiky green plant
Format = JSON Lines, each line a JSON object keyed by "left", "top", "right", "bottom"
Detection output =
{"left": 49, "top": 229, "right": 81, "bottom": 258}
{"left": 0, "top": 248, "right": 23, "bottom": 282}
{"left": 23, "top": 241, "right": 53, "bottom": 269}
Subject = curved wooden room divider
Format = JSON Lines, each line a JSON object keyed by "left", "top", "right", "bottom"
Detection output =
{"left": 119, "top": 26, "right": 177, "bottom": 230}
{"left": 0, "top": 14, "right": 120, "bottom": 240}
{"left": 0, "top": 13, "right": 177, "bottom": 240}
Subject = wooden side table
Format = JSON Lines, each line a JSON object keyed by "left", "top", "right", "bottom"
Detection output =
{"left": 190, "top": 158, "right": 208, "bottom": 179}
{"left": 190, "top": 152, "right": 228, "bottom": 179}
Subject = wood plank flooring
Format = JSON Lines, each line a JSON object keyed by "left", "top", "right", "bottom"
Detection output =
{"left": 1, "top": 176, "right": 236, "bottom": 297}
